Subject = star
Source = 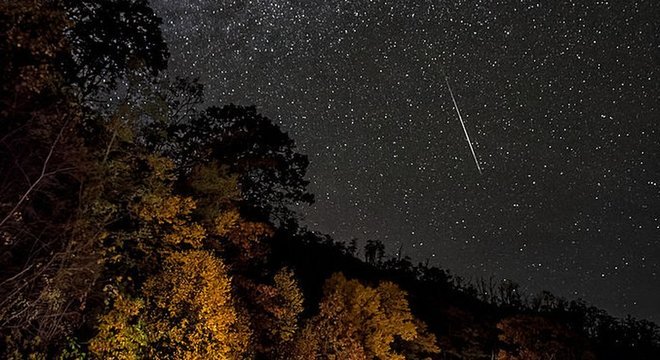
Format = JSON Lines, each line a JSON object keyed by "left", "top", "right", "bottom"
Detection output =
{"left": 152, "top": 0, "right": 660, "bottom": 322}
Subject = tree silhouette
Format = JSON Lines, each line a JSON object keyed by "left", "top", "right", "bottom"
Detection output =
{"left": 364, "top": 239, "right": 385, "bottom": 265}
{"left": 171, "top": 104, "right": 313, "bottom": 221}
{"left": 62, "top": 0, "right": 169, "bottom": 96}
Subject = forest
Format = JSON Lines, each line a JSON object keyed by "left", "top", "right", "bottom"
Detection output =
{"left": 1, "top": 1, "right": 659, "bottom": 359}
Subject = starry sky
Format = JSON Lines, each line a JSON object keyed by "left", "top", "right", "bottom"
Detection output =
{"left": 151, "top": 0, "right": 660, "bottom": 322}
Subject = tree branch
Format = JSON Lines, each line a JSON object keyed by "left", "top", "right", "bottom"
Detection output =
{"left": 0, "top": 119, "right": 70, "bottom": 228}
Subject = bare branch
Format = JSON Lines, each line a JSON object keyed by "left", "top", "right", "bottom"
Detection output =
{"left": 0, "top": 118, "right": 71, "bottom": 228}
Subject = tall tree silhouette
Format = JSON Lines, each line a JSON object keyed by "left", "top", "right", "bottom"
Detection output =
{"left": 364, "top": 239, "right": 385, "bottom": 265}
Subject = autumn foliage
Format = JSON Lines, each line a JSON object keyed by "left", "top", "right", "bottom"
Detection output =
{"left": 293, "top": 273, "right": 438, "bottom": 360}
{"left": 1, "top": 2, "right": 658, "bottom": 360}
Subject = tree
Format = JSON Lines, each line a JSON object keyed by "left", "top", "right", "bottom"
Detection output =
{"left": 1, "top": 0, "right": 172, "bottom": 353}
{"left": 140, "top": 76, "right": 205, "bottom": 155}
{"left": 87, "top": 293, "right": 148, "bottom": 359}
{"left": 271, "top": 268, "right": 305, "bottom": 345}
{"left": 292, "top": 273, "right": 439, "bottom": 360}
{"left": 497, "top": 279, "right": 522, "bottom": 307}
{"left": 142, "top": 250, "right": 250, "bottom": 359}
{"left": 62, "top": 0, "right": 169, "bottom": 97}
{"left": 364, "top": 239, "right": 385, "bottom": 265}
{"left": 171, "top": 104, "right": 313, "bottom": 221}
{"left": 0, "top": 1, "right": 99, "bottom": 351}
{"left": 239, "top": 267, "right": 305, "bottom": 358}
{"left": 90, "top": 250, "right": 251, "bottom": 360}
{"left": 347, "top": 238, "right": 359, "bottom": 257}
{"left": 497, "top": 315, "right": 592, "bottom": 360}
{"left": 88, "top": 153, "right": 254, "bottom": 359}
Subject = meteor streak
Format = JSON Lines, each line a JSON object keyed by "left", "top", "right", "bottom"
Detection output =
{"left": 445, "top": 76, "right": 483, "bottom": 174}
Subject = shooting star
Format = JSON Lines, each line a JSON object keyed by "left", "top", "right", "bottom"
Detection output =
{"left": 445, "top": 76, "right": 483, "bottom": 174}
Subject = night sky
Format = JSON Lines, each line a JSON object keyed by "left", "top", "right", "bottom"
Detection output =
{"left": 151, "top": 0, "right": 659, "bottom": 322}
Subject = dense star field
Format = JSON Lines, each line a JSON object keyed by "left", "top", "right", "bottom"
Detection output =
{"left": 151, "top": 0, "right": 659, "bottom": 322}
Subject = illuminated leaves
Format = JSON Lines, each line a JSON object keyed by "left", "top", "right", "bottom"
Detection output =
{"left": 239, "top": 267, "right": 305, "bottom": 357}
{"left": 90, "top": 251, "right": 251, "bottom": 359}
{"left": 212, "top": 209, "right": 241, "bottom": 237}
{"left": 142, "top": 250, "right": 250, "bottom": 359}
{"left": 135, "top": 193, "right": 205, "bottom": 248}
{"left": 136, "top": 194, "right": 195, "bottom": 225}
{"left": 294, "top": 273, "right": 438, "bottom": 360}
{"left": 145, "top": 155, "right": 176, "bottom": 183}
{"left": 88, "top": 294, "right": 147, "bottom": 360}
{"left": 211, "top": 207, "right": 273, "bottom": 261}
{"left": 189, "top": 163, "right": 240, "bottom": 202}
{"left": 271, "top": 268, "right": 304, "bottom": 343}
{"left": 4, "top": 2, "right": 306, "bottom": 359}
{"left": 163, "top": 223, "right": 206, "bottom": 248}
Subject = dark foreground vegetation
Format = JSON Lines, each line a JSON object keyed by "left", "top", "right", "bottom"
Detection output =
{"left": 1, "top": 1, "right": 658, "bottom": 359}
